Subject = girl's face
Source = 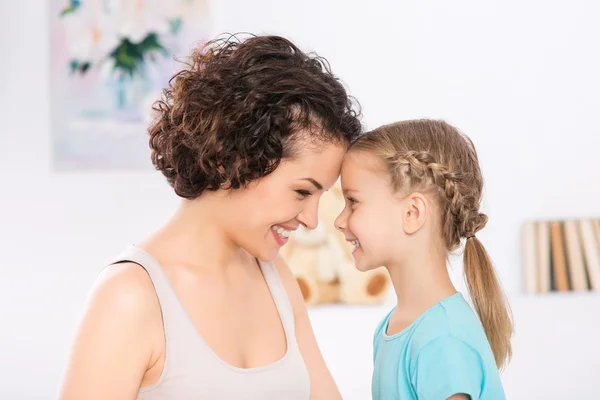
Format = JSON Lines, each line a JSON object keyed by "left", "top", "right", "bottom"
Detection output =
{"left": 225, "top": 139, "right": 347, "bottom": 262}
{"left": 335, "top": 151, "right": 408, "bottom": 272}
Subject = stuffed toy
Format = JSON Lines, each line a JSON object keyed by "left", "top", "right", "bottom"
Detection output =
{"left": 280, "top": 181, "right": 391, "bottom": 306}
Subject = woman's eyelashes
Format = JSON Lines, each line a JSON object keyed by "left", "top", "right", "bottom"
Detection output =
{"left": 295, "top": 189, "right": 313, "bottom": 199}
{"left": 347, "top": 196, "right": 358, "bottom": 206}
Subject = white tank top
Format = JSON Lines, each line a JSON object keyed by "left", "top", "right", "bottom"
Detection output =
{"left": 109, "top": 245, "right": 310, "bottom": 400}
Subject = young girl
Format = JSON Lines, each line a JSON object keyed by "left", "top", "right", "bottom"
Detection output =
{"left": 335, "top": 119, "right": 513, "bottom": 399}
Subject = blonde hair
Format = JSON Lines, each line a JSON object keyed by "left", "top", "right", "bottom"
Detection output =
{"left": 350, "top": 119, "right": 513, "bottom": 369}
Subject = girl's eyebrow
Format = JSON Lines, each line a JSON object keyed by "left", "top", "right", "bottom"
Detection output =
{"left": 343, "top": 188, "right": 359, "bottom": 195}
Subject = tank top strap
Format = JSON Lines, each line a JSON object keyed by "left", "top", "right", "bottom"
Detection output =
{"left": 109, "top": 245, "right": 177, "bottom": 308}
{"left": 107, "top": 245, "right": 195, "bottom": 366}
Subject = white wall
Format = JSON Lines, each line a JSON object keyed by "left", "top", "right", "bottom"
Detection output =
{"left": 1, "top": 0, "right": 599, "bottom": 398}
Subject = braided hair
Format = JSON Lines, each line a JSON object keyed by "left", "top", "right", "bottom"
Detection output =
{"left": 349, "top": 119, "right": 513, "bottom": 370}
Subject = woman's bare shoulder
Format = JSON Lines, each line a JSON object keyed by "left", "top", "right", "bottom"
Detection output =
{"left": 94, "top": 262, "right": 158, "bottom": 309}
{"left": 57, "top": 263, "right": 162, "bottom": 399}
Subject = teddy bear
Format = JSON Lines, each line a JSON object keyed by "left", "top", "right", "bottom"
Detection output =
{"left": 280, "top": 180, "right": 391, "bottom": 306}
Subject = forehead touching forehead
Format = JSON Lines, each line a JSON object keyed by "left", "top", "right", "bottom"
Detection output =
{"left": 341, "top": 150, "right": 393, "bottom": 192}
{"left": 342, "top": 150, "right": 387, "bottom": 178}
{"left": 281, "top": 137, "right": 347, "bottom": 190}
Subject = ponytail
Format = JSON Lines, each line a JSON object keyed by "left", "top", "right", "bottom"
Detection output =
{"left": 464, "top": 236, "right": 513, "bottom": 370}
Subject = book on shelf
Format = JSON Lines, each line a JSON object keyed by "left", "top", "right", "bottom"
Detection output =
{"left": 563, "top": 220, "right": 589, "bottom": 292}
{"left": 550, "top": 221, "right": 570, "bottom": 292}
{"left": 592, "top": 220, "right": 600, "bottom": 250}
{"left": 522, "top": 220, "right": 538, "bottom": 294}
{"left": 579, "top": 219, "right": 600, "bottom": 291}
{"left": 537, "top": 221, "right": 551, "bottom": 293}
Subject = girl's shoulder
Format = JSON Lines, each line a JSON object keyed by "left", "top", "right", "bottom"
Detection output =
{"left": 408, "top": 293, "right": 485, "bottom": 351}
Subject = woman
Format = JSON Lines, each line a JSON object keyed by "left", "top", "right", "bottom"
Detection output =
{"left": 58, "top": 34, "right": 362, "bottom": 399}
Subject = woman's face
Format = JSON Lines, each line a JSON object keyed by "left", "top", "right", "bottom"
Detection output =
{"left": 225, "top": 139, "right": 347, "bottom": 262}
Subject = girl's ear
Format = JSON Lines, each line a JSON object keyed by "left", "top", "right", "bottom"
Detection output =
{"left": 401, "top": 192, "right": 428, "bottom": 235}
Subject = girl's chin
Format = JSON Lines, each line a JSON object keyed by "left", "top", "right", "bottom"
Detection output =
{"left": 356, "top": 263, "right": 375, "bottom": 272}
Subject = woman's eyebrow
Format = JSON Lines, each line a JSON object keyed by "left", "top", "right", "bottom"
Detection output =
{"left": 300, "top": 178, "right": 323, "bottom": 191}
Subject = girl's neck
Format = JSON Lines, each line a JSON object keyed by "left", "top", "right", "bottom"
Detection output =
{"left": 386, "top": 250, "right": 457, "bottom": 317}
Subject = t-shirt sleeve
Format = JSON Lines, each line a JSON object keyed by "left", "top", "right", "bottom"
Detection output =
{"left": 411, "top": 335, "right": 484, "bottom": 400}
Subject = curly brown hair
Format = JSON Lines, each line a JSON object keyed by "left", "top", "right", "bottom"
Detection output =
{"left": 148, "top": 33, "right": 362, "bottom": 199}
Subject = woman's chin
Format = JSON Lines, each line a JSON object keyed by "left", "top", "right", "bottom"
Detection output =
{"left": 253, "top": 244, "right": 281, "bottom": 263}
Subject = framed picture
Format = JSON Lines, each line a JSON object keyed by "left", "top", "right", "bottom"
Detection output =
{"left": 50, "top": 0, "right": 211, "bottom": 170}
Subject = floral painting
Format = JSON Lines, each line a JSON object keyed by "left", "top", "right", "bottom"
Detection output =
{"left": 50, "top": 0, "right": 211, "bottom": 170}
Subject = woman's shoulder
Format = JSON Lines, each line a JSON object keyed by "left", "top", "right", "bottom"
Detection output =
{"left": 81, "top": 262, "right": 162, "bottom": 337}
{"left": 96, "top": 262, "right": 156, "bottom": 301}
{"left": 57, "top": 263, "right": 163, "bottom": 398}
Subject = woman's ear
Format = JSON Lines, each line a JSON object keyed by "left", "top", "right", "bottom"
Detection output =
{"left": 401, "top": 192, "right": 428, "bottom": 235}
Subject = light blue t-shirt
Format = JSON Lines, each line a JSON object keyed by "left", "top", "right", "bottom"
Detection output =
{"left": 372, "top": 293, "right": 506, "bottom": 400}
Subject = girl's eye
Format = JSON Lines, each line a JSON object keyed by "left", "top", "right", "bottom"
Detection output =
{"left": 296, "top": 190, "right": 312, "bottom": 199}
{"left": 347, "top": 197, "right": 358, "bottom": 205}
